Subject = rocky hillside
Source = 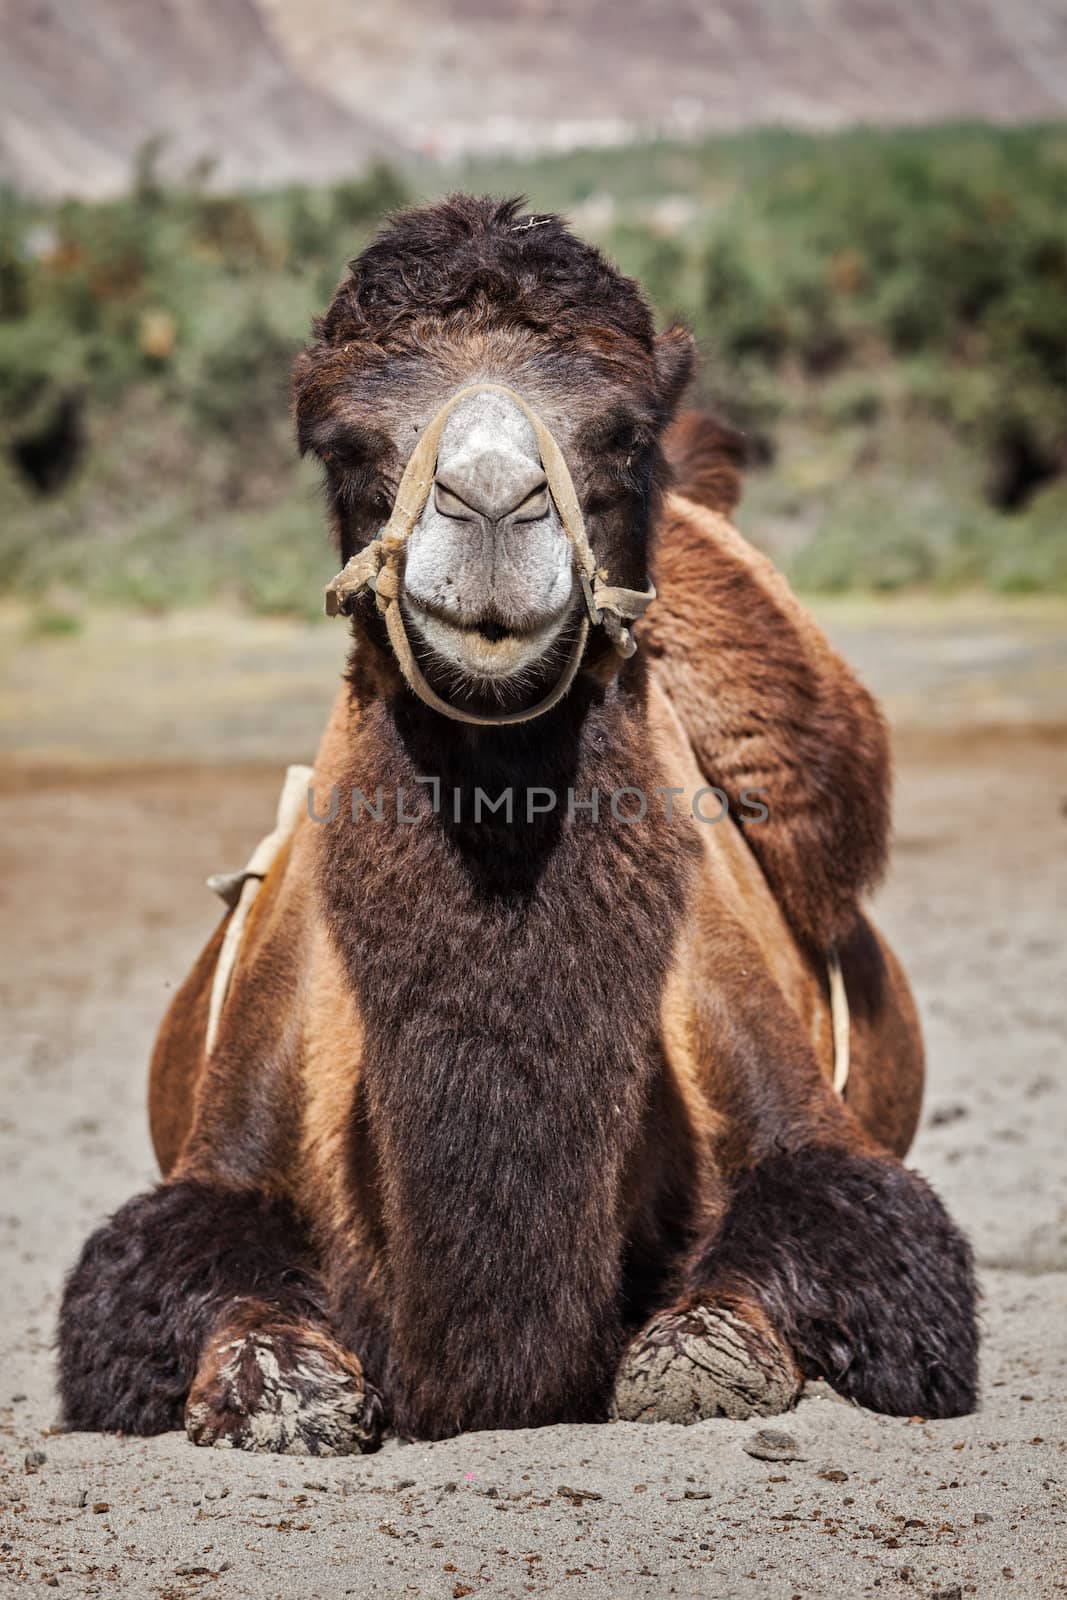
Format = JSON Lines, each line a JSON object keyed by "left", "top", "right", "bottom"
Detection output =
{"left": 2, "top": 0, "right": 1066, "bottom": 196}
{"left": 262, "top": 0, "right": 1067, "bottom": 159}
{"left": 0, "top": 0, "right": 398, "bottom": 198}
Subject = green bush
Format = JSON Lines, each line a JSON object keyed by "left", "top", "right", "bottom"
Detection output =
{"left": 331, "top": 163, "right": 409, "bottom": 227}
{"left": 188, "top": 309, "right": 297, "bottom": 438}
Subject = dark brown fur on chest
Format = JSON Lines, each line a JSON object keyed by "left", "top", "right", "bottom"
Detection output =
{"left": 317, "top": 671, "right": 698, "bottom": 1437}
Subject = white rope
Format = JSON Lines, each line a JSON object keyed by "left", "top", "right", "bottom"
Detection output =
{"left": 827, "top": 946, "right": 851, "bottom": 1096}
{"left": 204, "top": 764, "right": 312, "bottom": 1056}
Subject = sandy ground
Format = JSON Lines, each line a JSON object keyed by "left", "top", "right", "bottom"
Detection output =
{"left": 1, "top": 602, "right": 1065, "bottom": 1598}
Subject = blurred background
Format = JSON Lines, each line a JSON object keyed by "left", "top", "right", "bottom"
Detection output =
{"left": 1, "top": 0, "right": 1066, "bottom": 634}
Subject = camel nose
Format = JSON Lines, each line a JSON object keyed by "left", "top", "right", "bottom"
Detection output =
{"left": 433, "top": 452, "right": 550, "bottom": 526}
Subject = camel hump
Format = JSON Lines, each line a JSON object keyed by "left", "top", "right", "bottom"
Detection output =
{"left": 663, "top": 411, "right": 746, "bottom": 516}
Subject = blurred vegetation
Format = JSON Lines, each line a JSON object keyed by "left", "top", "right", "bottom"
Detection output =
{"left": 1, "top": 126, "right": 1064, "bottom": 618}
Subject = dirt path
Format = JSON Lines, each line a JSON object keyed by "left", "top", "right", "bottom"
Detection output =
{"left": 1, "top": 607, "right": 1065, "bottom": 1597}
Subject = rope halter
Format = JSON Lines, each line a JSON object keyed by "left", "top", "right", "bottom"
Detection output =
{"left": 324, "top": 382, "right": 656, "bottom": 727}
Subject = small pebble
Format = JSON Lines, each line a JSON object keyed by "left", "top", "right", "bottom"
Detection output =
{"left": 974, "top": 1511, "right": 993, "bottom": 1525}
{"left": 91, "top": 1502, "right": 108, "bottom": 1515}
{"left": 744, "top": 1428, "right": 807, "bottom": 1462}
{"left": 23, "top": 1449, "right": 46, "bottom": 1474}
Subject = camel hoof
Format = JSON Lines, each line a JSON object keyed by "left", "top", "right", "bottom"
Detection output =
{"left": 185, "top": 1321, "right": 383, "bottom": 1456}
{"left": 610, "top": 1300, "right": 802, "bottom": 1424}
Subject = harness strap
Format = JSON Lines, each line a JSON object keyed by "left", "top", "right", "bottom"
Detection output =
{"left": 205, "top": 760, "right": 853, "bottom": 1094}
{"left": 205, "top": 765, "right": 852, "bottom": 1092}
{"left": 383, "top": 589, "right": 592, "bottom": 727}
{"left": 204, "top": 763, "right": 312, "bottom": 1056}
{"left": 324, "top": 382, "right": 656, "bottom": 725}
{"left": 827, "top": 945, "right": 851, "bottom": 1095}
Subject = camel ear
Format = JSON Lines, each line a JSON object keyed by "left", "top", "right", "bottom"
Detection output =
{"left": 654, "top": 324, "right": 696, "bottom": 415}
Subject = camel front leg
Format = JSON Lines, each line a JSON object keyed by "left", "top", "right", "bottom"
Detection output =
{"left": 58, "top": 1179, "right": 383, "bottom": 1455}
{"left": 613, "top": 1146, "right": 978, "bottom": 1424}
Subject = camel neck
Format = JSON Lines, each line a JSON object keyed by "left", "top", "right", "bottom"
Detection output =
{"left": 318, "top": 660, "right": 699, "bottom": 1436}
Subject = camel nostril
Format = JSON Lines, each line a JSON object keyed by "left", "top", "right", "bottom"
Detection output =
{"left": 434, "top": 468, "right": 549, "bottom": 525}
{"left": 475, "top": 619, "right": 509, "bottom": 643}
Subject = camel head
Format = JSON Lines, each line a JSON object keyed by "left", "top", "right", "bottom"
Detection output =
{"left": 294, "top": 195, "right": 695, "bottom": 715}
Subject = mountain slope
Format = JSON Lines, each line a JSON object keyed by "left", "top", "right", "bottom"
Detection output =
{"left": 261, "top": 0, "right": 1067, "bottom": 157}
{"left": 0, "top": 0, "right": 398, "bottom": 198}
{"left": 2, "top": 0, "right": 1065, "bottom": 197}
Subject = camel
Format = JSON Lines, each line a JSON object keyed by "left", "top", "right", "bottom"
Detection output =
{"left": 58, "top": 196, "right": 978, "bottom": 1452}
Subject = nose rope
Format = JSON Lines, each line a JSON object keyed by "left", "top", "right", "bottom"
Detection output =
{"left": 324, "top": 382, "right": 657, "bottom": 728}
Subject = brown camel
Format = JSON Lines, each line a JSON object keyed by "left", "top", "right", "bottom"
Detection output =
{"left": 58, "top": 196, "right": 977, "bottom": 1452}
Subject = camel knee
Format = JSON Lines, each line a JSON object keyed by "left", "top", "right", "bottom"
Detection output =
{"left": 58, "top": 1179, "right": 328, "bottom": 1436}
{"left": 685, "top": 1146, "right": 978, "bottom": 1419}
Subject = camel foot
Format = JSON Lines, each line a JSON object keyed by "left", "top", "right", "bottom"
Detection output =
{"left": 610, "top": 1299, "right": 802, "bottom": 1424}
{"left": 186, "top": 1308, "right": 383, "bottom": 1456}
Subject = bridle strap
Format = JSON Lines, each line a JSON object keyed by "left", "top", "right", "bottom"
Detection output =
{"left": 324, "top": 382, "right": 655, "bottom": 726}
{"left": 378, "top": 558, "right": 592, "bottom": 727}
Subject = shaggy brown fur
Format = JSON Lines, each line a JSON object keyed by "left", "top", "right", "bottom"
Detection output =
{"left": 643, "top": 494, "right": 891, "bottom": 950}
{"left": 58, "top": 197, "right": 977, "bottom": 1448}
